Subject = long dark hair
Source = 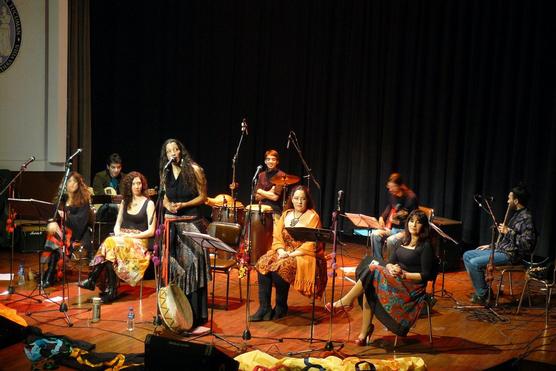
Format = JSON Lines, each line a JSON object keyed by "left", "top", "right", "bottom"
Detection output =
{"left": 284, "top": 185, "right": 315, "bottom": 211}
{"left": 159, "top": 138, "right": 197, "bottom": 190}
{"left": 60, "top": 172, "right": 90, "bottom": 208}
{"left": 121, "top": 171, "right": 149, "bottom": 209}
{"left": 401, "top": 209, "right": 430, "bottom": 245}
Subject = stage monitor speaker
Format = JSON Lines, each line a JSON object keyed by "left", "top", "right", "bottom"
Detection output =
{"left": 144, "top": 334, "right": 239, "bottom": 370}
{"left": 18, "top": 224, "right": 47, "bottom": 253}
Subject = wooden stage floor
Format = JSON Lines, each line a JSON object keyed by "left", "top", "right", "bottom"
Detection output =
{"left": 0, "top": 243, "right": 555, "bottom": 370}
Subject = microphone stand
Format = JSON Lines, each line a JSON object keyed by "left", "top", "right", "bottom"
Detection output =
{"left": 230, "top": 120, "right": 247, "bottom": 222}
{"left": 288, "top": 131, "right": 320, "bottom": 192}
{"left": 325, "top": 194, "right": 344, "bottom": 351}
{"left": 26, "top": 160, "right": 82, "bottom": 326}
{"left": 150, "top": 176, "right": 167, "bottom": 327}
{"left": 2, "top": 159, "right": 41, "bottom": 301}
{"left": 454, "top": 196, "right": 507, "bottom": 322}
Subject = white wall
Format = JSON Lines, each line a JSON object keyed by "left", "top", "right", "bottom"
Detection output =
{"left": 0, "top": 0, "right": 67, "bottom": 172}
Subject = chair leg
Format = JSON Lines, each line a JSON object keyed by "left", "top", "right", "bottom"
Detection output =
{"left": 508, "top": 272, "right": 513, "bottom": 296}
{"left": 546, "top": 286, "right": 552, "bottom": 328}
{"left": 516, "top": 278, "right": 530, "bottom": 315}
{"left": 496, "top": 271, "right": 504, "bottom": 306}
{"left": 225, "top": 269, "right": 231, "bottom": 310}
{"left": 427, "top": 302, "right": 433, "bottom": 344}
{"left": 238, "top": 270, "right": 243, "bottom": 303}
{"left": 140, "top": 279, "right": 143, "bottom": 301}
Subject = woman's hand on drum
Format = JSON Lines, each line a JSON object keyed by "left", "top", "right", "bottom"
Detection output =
{"left": 277, "top": 248, "right": 289, "bottom": 259}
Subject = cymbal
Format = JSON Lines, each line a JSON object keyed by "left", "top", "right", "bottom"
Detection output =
{"left": 270, "top": 173, "right": 300, "bottom": 186}
{"left": 206, "top": 194, "right": 244, "bottom": 208}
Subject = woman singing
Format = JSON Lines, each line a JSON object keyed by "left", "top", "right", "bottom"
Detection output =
{"left": 43, "top": 172, "right": 93, "bottom": 288}
{"left": 79, "top": 172, "right": 155, "bottom": 303}
{"left": 250, "top": 185, "right": 327, "bottom": 321}
{"left": 160, "top": 138, "right": 209, "bottom": 330}
{"left": 326, "top": 209, "right": 434, "bottom": 345}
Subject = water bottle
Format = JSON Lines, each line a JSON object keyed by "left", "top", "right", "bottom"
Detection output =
{"left": 127, "top": 307, "right": 135, "bottom": 331}
{"left": 18, "top": 263, "right": 25, "bottom": 286}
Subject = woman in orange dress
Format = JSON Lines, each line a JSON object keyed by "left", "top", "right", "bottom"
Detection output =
{"left": 250, "top": 185, "right": 327, "bottom": 321}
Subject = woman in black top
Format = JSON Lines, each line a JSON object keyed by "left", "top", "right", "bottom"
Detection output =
{"left": 326, "top": 209, "right": 434, "bottom": 345}
{"left": 159, "top": 138, "right": 210, "bottom": 331}
{"left": 43, "top": 172, "right": 93, "bottom": 288}
{"left": 80, "top": 172, "right": 155, "bottom": 303}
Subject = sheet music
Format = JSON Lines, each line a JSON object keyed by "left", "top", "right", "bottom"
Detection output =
{"left": 344, "top": 212, "right": 382, "bottom": 229}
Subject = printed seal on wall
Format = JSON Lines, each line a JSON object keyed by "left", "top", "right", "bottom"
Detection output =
{"left": 0, "top": 0, "right": 22, "bottom": 73}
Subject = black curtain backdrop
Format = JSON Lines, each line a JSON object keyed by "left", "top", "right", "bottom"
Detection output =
{"left": 89, "top": 0, "right": 556, "bottom": 257}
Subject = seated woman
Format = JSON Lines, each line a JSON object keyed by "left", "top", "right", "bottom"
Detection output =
{"left": 250, "top": 185, "right": 327, "bottom": 321}
{"left": 326, "top": 209, "right": 434, "bottom": 345}
{"left": 43, "top": 172, "right": 93, "bottom": 288}
{"left": 79, "top": 171, "right": 156, "bottom": 303}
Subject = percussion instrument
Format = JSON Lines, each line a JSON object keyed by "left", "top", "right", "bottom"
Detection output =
{"left": 157, "top": 284, "right": 193, "bottom": 333}
{"left": 206, "top": 194, "right": 244, "bottom": 208}
{"left": 269, "top": 173, "right": 301, "bottom": 186}
{"left": 211, "top": 206, "right": 245, "bottom": 225}
{"left": 243, "top": 204, "right": 274, "bottom": 263}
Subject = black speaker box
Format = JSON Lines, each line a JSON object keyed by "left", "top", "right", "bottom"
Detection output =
{"left": 144, "top": 334, "right": 239, "bottom": 370}
{"left": 17, "top": 225, "right": 47, "bottom": 253}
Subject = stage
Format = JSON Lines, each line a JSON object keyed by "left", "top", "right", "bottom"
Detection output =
{"left": 0, "top": 243, "right": 554, "bottom": 370}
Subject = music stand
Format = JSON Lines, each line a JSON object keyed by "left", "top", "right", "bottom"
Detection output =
{"left": 6, "top": 198, "right": 55, "bottom": 305}
{"left": 180, "top": 231, "right": 240, "bottom": 350}
{"left": 285, "top": 227, "right": 333, "bottom": 345}
{"left": 429, "top": 221, "right": 458, "bottom": 298}
{"left": 344, "top": 212, "right": 381, "bottom": 257}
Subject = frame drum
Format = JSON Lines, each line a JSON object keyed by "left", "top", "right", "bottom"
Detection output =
{"left": 157, "top": 284, "right": 193, "bottom": 333}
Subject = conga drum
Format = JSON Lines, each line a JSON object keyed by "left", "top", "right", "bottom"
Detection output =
{"left": 243, "top": 204, "right": 274, "bottom": 263}
{"left": 211, "top": 205, "right": 245, "bottom": 225}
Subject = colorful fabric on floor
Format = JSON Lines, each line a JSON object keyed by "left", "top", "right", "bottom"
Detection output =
{"left": 0, "top": 302, "right": 27, "bottom": 327}
{"left": 234, "top": 350, "right": 426, "bottom": 371}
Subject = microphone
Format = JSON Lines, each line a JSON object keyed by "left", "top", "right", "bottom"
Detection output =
{"left": 21, "top": 156, "right": 35, "bottom": 169}
{"left": 252, "top": 165, "right": 263, "bottom": 183}
{"left": 474, "top": 194, "right": 484, "bottom": 207}
{"left": 67, "top": 148, "right": 83, "bottom": 162}
{"left": 241, "top": 118, "right": 248, "bottom": 135}
{"left": 164, "top": 155, "right": 176, "bottom": 170}
{"left": 337, "top": 190, "right": 344, "bottom": 212}
{"left": 286, "top": 132, "right": 292, "bottom": 149}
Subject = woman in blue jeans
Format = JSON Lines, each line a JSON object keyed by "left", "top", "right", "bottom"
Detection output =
{"left": 463, "top": 184, "right": 536, "bottom": 304}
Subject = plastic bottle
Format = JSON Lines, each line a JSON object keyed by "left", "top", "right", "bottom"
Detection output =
{"left": 127, "top": 306, "right": 135, "bottom": 331}
{"left": 17, "top": 263, "right": 25, "bottom": 286}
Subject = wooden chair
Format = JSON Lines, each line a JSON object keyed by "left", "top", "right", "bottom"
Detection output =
{"left": 207, "top": 222, "right": 243, "bottom": 310}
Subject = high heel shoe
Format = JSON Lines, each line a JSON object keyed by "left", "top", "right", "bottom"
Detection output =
{"left": 354, "top": 324, "right": 374, "bottom": 346}
{"left": 324, "top": 300, "right": 353, "bottom": 314}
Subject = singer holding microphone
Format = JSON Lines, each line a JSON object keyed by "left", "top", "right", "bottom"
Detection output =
{"left": 463, "top": 184, "right": 536, "bottom": 304}
{"left": 254, "top": 149, "right": 286, "bottom": 221}
{"left": 368, "top": 173, "right": 418, "bottom": 263}
{"left": 250, "top": 185, "right": 326, "bottom": 321}
{"left": 159, "top": 138, "right": 210, "bottom": 331}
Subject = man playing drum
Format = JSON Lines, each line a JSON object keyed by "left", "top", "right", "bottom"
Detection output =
{"left": 254, "top": 149, "right": 286, "bottom": 222}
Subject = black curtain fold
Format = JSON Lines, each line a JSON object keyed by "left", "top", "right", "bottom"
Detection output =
{"left": 87, "top": 0, "right": 556, "bottom": 257}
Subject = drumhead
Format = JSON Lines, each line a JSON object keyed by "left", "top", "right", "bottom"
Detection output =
{"left": 157, "top": 284, "right": 193, "bottom": 333}
{"left": 245, "top": 204, "right": 273, "bottom": 213}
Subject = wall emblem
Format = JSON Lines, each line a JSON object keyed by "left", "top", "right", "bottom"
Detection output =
{"left": 0, "top": 0, "right": 22, "bottom": 73}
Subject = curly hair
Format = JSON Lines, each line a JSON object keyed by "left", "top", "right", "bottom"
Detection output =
{"left": 401, "top": 209, "right": 430, "bottom": 245}
{"left": 121, "top": 171, "right": 149, "bottom": 209}
{"left": 284, "top": 185, "right": 315, "bottom": 211}
{"left": 159, "top": 138, "right": 197, "bottom": 190}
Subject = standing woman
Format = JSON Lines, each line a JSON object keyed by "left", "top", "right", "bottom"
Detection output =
{"left": 43, "top": 172, "right": 93, "bottom": 288}
{"left": 160, "top": 139, "right": 209, "bottom": 329}
{"left": 80, "top": 172, "right": 155, "bottom": 303}
{"left": 326, "top": 209, "right": 434, "bottom": 345}
{"left": 250, "top": 185, "right": 327, "bottom": 321}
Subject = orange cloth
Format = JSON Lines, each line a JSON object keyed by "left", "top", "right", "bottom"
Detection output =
{"left": 258, "top": 208, "right": 325, "bottom": 298}
{"left": 0, "top": 302, "right": 27, "bottom": 327}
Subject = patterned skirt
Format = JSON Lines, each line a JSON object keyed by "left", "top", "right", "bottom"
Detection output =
{"left": 361, "top": 265, "right": 426, "bottom": 337}
{"left": 91, "top": 228, "right": 150, "bottom": 286}
{"left": 256, "top": 251, "right": 297, "bottom": 285}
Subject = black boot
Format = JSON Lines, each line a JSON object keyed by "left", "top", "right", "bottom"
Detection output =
{"left": 42, "top": 250, "right": 60, "bottom": 288}
{"left": 79, "top": 262, "right": 105, "bottom": 291}
{"left": 272, "top": 272, "right": 290, "bottom": 320}
{"left": 249, "top": 273, "right": 273, "bottom": 322}
{"left": 101, "top": 263, "right": 118, "bottom": 303}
